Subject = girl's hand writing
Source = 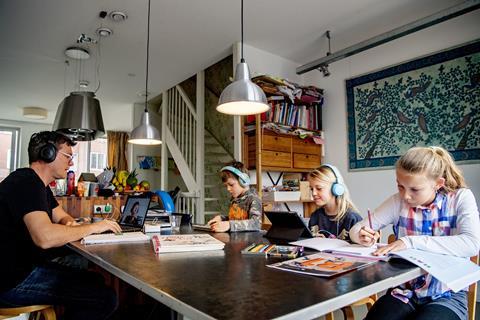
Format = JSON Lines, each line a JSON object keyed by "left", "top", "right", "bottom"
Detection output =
{"left": 358, "top": 226, "right": 380, "bottom": 246}
{"left": 373, "top": 239, "right": 406, "bottom": 256}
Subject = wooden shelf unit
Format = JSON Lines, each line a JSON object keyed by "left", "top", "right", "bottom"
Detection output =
{"left": 242, "top": 121, "right": 321, "bottom": 219}
{"left": 245, "top": 129, "right": 322, "bottom": 172}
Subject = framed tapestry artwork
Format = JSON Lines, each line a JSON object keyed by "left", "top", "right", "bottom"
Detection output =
{"left": 346, "top": 40, "right": 480, "bottom": 170}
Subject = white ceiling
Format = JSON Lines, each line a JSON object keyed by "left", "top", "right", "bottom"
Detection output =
{"left": 0, "top": 0, "right": 466, "bottom": 131}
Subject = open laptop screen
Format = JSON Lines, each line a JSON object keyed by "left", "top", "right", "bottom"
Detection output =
{"left": 119, "top": 195, "right": 151, "bottom": 228}
{"left": 264, "top": 211, "right": 313, "bottom": 241}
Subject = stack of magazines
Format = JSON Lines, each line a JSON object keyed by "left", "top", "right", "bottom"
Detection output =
{"left": 241, "top": 243, "right": 303, "bottom": 259}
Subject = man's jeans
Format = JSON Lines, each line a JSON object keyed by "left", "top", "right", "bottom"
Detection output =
{"left": 0, "top": 262, "right": 118, "bottom": 320}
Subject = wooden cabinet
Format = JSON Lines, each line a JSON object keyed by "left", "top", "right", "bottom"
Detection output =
{"left": 246, "top": 130, "right": 321, "bottom": 172}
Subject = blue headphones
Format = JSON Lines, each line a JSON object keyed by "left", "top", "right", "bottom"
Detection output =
{"left": 320, "top": 164, "right": 345, "bottom": 197}
{"left": 221, "top": 166, "right": 251, "bottom": 187}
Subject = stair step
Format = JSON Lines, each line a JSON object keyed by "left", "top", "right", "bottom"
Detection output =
{"left": 204, "top": 184, "right": 221, "bottom": 189}
{"left": 204, "top": 197, "right": 220, "bottom": 201}
{"left": 204, "top": 211, "right": 221, "bottom": 216}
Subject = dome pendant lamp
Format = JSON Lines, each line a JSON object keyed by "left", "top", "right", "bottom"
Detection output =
{"left": 128, "top": 0, "right": 162, "bottom": 145}
{"left": 216, "top": 0, "right": 269, "bottom": 116}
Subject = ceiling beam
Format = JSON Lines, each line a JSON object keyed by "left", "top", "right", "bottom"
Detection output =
{"left": 296, "top": 0, "right": 480, "bottom": 75}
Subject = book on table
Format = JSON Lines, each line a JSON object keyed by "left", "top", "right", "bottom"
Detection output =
{"left": 291, "top": 238, "right": 480, "bottom": 292}
{"left": 268, "top": 252, "right": 376, "bottom": 277}
{"left": 290, "top": 237, "right": 388, "bottom": 261}
{"left": 82, "top": 231, "right": 150, "bottom": 245}
{"left": 151, "top": 234, "right": 225, "bottom": 253}
{"left": 386, "top": 248, "right": 480, "bottom": 292}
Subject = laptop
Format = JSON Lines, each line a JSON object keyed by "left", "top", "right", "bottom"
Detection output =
{"left": 116, "top": 195, "right": 151, "bottom": 232}
{"left": 264, "top": 211, "right": 313, "bottom": 242}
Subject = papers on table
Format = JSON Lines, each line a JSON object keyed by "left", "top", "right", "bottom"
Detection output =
{"left": 290, "top": 237, "right": 388, "bottom": 261}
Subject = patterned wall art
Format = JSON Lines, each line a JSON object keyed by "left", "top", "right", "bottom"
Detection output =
{"left": 346, "top": 40, "right": 480, "bottom": 170}
{"left": 137, "top": 156, "right": 160, "bottom": 170}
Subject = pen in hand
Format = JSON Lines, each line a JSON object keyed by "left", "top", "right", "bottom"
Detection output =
{"left": 367, "top": 208, "right": 373, "bottom": 229}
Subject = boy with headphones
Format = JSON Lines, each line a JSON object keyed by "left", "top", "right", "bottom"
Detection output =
{"left": 0, "top": 131, "right": 119, "bottom": 319}
{"left": 207, "top": 161, "right": 262, "bottom": 232}
{"left": 307, "top": 164, "right": 362, "bottom": 241}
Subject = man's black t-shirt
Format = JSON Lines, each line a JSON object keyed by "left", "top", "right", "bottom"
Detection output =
{"left": 308, "top": 207, "right": 362, "bottom": 241}
{"left": 0, "top": 168, "right": 58, "bottom": 292}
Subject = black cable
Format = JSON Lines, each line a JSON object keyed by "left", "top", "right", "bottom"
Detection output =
{"left": 240, "top": 0, "right": 245, "bottom": 63}
{"left": 145, "top": 0, "right": 151, "bottom": 113}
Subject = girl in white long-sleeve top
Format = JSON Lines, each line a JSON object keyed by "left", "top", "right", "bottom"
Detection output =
{"left": 350, "top": 146, "right": 480, "bottom": 320}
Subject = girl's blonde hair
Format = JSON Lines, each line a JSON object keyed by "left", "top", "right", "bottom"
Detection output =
{"left": 396, "top": 146, "right": 466, "bottom": 192}
{"left": 307, "top": 166, "right": 358, "bottom": 222}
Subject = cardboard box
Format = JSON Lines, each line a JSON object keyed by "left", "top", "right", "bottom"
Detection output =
{"left": 263, "top": 191, "right": 301, "bottom": 202}
{"left": 300, "top": 181, "right": 312, "bottom": 201}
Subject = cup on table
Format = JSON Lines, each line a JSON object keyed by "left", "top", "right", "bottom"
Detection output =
{"left": 169, "top": 214, "right": 182, "bottom": 231}
{"left": 90, "top": 183, "right": 99, "bottom": 197}
{"left": 82, "top": 181, "right": 91, "bottom": 197}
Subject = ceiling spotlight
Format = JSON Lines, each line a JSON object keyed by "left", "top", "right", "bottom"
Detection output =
{"left": 64, "top": 46, "right": 90, "bottom": 60}
{"left": 318, "top": 65, "right": 330, "bottom": 77}
{"left": 96, "top": 27, "right": 113, "bottom": 37}
{"left": 109, "top": 11, "right": 128, "bottom": 22}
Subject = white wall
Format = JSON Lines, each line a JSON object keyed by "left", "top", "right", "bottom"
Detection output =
{"left": 130, "top": 103, "right": 187, "bottom": 192}
{"left": 312, "top": 11, "right": 480, "bottom": 220}
{"left": 241, "top": 43, "right": 312, "bottom": 215}
{"left": 0, "top": 119, "right": 52, "bottom": 168}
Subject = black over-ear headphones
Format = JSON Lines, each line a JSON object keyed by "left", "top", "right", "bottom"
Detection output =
{"left": 32, "top": 132, "right": 58, "bottom": 163}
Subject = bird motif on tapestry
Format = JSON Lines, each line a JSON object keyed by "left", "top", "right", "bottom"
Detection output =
{"left": 463, "top": 73, "right": 480, "bottom": 90}
{"left": 405, "top": 80, "right": 431, "bottom": 99}
{"left": 453, "top": 111, "right": 475, "bottom": 132}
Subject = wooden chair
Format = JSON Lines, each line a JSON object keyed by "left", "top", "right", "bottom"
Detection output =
{"left": 468, "top": 255, "right": 479, "bottom": 320}
{"left": 0, "top": 305, "right": 56, "bottom": 320}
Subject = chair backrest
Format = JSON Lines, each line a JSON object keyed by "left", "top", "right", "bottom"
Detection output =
{"left": 468, "top": 255, "right": 479, "bottom": 320}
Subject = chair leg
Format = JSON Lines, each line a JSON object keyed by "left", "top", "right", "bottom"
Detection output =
{"left": 341, "top": 306, "right": 355, "bottom": 320}
{"left": 41, "top": 307, "right": 56, "bottom": 320}
{"left": 325, "top": 312, "right": 334, "bottom": 320}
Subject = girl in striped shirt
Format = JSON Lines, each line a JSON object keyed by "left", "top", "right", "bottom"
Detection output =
{"left": 350, "top": 146, "right": 480, "bottom": 320}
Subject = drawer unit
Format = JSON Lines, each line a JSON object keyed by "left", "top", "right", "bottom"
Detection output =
{"left": 245, "top": 130, "right": 322, "bottom": 172}
{"left": 262, "top": 133, "right": 291, "bottom": 152}
{"left": 292, "top": 137, "right": 321, "bottom": 155}
{"left": 293, "top": 153, "right": 320, "bottom": 169}
{"left": 262, "top": 150, "right": 292, "bottom": 168}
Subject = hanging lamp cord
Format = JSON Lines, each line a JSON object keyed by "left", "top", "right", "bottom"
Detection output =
{"left": 144, "top": 0, "right": 151, "bottom": 113}
{"left": 240, "top": 0, "right": 245, "bottom": 63}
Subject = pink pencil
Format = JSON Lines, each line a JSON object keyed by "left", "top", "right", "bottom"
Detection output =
{"left": 367, "top": 209, "right": 373, "bottom": 229}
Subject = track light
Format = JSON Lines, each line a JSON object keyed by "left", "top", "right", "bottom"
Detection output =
{"left": 318, "top": 65, "right": 330, "bottom": 77}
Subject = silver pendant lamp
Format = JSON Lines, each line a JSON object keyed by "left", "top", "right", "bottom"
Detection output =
{"left": 216, "top": 0, "right": 269, "bottom": 116}
{"left": 53, "top": 47, "right": 105, "bottom": 141}
{"left": 128, "top": 0, "right": 161, "bottom": 145}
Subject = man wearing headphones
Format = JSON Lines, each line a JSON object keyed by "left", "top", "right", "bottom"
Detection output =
{"left": 0, "top": 131, "right": 120, "bottom": 319}
{"left": 207, "top": 161, "right": 262, "bottom": 232}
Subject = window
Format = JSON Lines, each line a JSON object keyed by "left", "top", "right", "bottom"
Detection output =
{"left": 70, "top": 138, "right": 108, "bottom": 180}
{"left": 0, "top": 127, "right": 19, "bottom": 182}
{"left": 90, "top": 152, "right": 106, "bottom": 171}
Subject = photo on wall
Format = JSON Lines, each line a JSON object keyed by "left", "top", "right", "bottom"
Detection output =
{"left": 346, "top": 39, "right": 480, "bottom": 170}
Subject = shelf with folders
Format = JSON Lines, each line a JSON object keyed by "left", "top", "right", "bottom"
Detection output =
{"left": 245, "top": 75, "right": 324, "bottom": 133}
